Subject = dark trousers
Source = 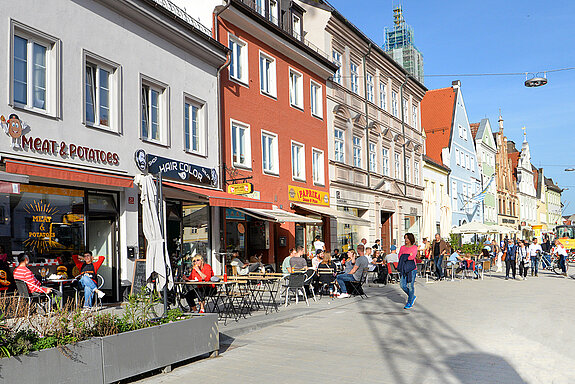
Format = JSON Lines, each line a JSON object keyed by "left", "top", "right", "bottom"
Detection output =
{"left": 376, "top": 265, "right": 388, "bottom": 284}
{"left": 505, "top": 258, "right": 516, "bottom": 278}
{"left": 434, "top": 256, "right": 444, "bottom": 279}
{"left": 185, "top": 286, "right": 216, "bottom": 309}
{"left": 560, "top": 256, "right": 567, "bottom": 273}
{"left": 519, "top": 261, "right": 529, "bottom": 278}
{"left": 530, "top": 257, "right": 539, "bottom": 275}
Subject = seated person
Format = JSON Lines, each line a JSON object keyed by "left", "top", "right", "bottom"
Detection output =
{"left": 446, "top": 249, "right": 464, "bottom": 275}
{"left": 385, "top": 245, "right": 399, "bottom": 264}
{"left": 72, "top": 251, "right": 105, "bottom": 308}
{"left": 372, "top": 250, "right": 388, "bottom": 284}
{"left": 281, "top": 248, "right": 296, "bottom": 274}
{"left": 13, "top": 253, "right": 61, "bottom": 297}
{"left": 311, "top": 249, "right": 324, "bottom": 270}
{"left": 317, "top": 252, "right": 336, "bottom": 292}
{"left": 365, "top": 247, "right": 376, "bottom": 273}
{"left": 183, "top": 255, "right": 216, "bottom": 313}
{"left": 336, "top": 247, "right": 368, "bottom": 298}
{"left": 289, "top": 246, "right": 308, "bottom": 272}
{"left": 230, "top": 251, "right": 263, "bottom": 275}
{"left": 56, "top": 252, "right": 75, "bottom": 279}
{"left": 332, "top": 249, "right": 341, "bottom": 261}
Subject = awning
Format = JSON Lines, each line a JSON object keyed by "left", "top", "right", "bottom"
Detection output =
{"left": 164, "top": 181, "right": 272, "bottom": 210}
{"left": 238, "top": 207, "right": 321, "bottom": 224}
{"left": 291, "top": 203, "right": 371, "bottom": 227}
{"left": 0, "top": 170, "right": 28, "bottom": 184}
{"left": 5, "top": 159, "right": 133, "bottom": 188}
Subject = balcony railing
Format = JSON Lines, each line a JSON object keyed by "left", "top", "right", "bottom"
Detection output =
{"left": 150, "top": 0, "right": 212, "bottom": 36}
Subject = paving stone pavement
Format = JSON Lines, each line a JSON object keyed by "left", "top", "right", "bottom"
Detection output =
{"left": 135, "top": 269, "right": 575, "bottom": 384}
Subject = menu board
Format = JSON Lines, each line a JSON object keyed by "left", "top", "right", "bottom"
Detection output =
{"left": 131, "top": 259, "right": 147, "bottom": 295}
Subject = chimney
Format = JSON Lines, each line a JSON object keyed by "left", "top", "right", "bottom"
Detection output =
{"left": 452, "top": 80, "right": 461, "bottom": 89}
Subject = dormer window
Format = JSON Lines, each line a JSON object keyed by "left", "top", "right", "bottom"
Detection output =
{"left": 292, "top": 14, "right": 301, "bottom": 40}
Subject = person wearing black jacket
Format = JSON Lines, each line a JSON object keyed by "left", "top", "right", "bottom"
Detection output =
{"left": 505, "top": 239, "right": 517, "bottom": 280}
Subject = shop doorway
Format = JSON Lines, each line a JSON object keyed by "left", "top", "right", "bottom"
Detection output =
{"left": 381, "top": 211, "right": 393, "bottom": 252}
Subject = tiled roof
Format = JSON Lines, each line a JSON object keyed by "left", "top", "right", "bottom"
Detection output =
{"left": 470, "top": 123, "right": 480, "bottom": 139}
{"left": 423, "top": 154, "right": 451, "bottom": 172}
{"left": 421, "top": 87, "right": 456, "bottom": 165}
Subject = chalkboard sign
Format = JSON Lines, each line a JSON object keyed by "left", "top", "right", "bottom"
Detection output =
{"left": 131, "top": 259, "right": 147, "bottom": 295}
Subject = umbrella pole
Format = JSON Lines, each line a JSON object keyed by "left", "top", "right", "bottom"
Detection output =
{"left": 157, "top": 172, "right": 168, "bottom": 317}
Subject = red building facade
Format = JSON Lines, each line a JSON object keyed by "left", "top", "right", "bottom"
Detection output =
{"left": 215, "top": 0, "right": 337, "bottom": 266}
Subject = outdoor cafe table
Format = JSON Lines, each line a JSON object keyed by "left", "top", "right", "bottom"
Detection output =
{"left": 227, "top": 275, "right": 281, "bottom": 314}
{"left": 45, "top": 278, "right": 76, "bottom": 295}
{"left": 174, "top": 281, "right": 245, "bottom": 325}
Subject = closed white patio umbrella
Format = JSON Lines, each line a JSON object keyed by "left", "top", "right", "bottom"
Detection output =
{"left": 135, "top": 174, "right": 173, "bottom": 292}
{"left": 439, "top": 190, "right": 452, "bottom": 238}
{"left": 451, "top": 221, "right": 492, "bottom": 234}
{"left": 421, "top": 182, "right": 435, "bottom": 241}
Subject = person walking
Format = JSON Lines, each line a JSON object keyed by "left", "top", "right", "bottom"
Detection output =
{"left": 553, "top": 240, "right": 568, "bottom": 277}
{"left": 430, "top": 233, "right": 448, "bottom": 280}
{"left": 505, "top": 239, "right": 517, "bottom": 280}
{"left": 528, "top": 238, "right": 542, "bottom": 277}
{"left": 398, "top": 233, "right": 418, "bottom": 309}
{"left": 517, "top": 240, "right": 528, "bottom": 280}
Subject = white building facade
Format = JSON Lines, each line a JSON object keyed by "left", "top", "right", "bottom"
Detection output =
{"left": 516, "top": 134, "right": 537, "bottom": 238}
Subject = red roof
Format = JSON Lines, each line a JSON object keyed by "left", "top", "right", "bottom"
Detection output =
{"left": 508, "top": 152, "right": 520, "bottom": 182}
{"left": 421, "top": 87, "right": 456, "bottom": 165}
{"left": 470, "top": 123, "right": 480, "bottom": 139}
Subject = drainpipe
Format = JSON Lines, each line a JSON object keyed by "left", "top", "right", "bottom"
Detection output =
{"left": 399, "top": 73, "right": 409, "bottom": 196}
{"left": 362, "top": 43, "right": 373, "bottom": 188}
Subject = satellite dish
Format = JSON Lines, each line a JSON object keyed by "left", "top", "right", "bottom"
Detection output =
{"left": 524, "top": 73, "right": 547, "bottom": 87}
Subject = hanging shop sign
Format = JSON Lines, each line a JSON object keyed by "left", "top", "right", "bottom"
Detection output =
{"left": 288, "top": 185, "right": 329, "bottom": 206}
{"left": 1, "top": 114, "right": 119, "bottom": 165}
{"left": 227, "top": 183, "right": 253, "bottom": 195}
{"left": 146, "top": 153, "right": 218, "bottom": 187}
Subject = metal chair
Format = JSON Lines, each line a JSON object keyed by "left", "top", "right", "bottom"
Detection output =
{"left": 14, "top": 279, "right": 51, "bottom": 316}
{"left": 74, "top": 274, "right": 104, "bottom": 308}
{"left": 345, "top": 269, "right": 368, "bottom": 299}
{"left": 303, "top": 269, "right": 317, "bottom": 302}
{"left": 317, "top": 267, "right": 336, "bottom": 297}
{"left": 284, "top": 273, "right": 308, "bottom": 307}
{"left": 387, "top": 263, "right": 400, "bottom": 284}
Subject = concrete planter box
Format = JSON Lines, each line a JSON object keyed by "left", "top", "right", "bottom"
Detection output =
{"left": 0, "top": 314, "right": 219, "bottom": 384}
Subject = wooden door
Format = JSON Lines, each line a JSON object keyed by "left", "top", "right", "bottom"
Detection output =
{"left": 381, "top": 212, "right": 393, "bottom": 253}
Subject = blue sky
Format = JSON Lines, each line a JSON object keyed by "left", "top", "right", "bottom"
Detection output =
{"left": 328, "top": 0, "right": 575, "bottom": 215}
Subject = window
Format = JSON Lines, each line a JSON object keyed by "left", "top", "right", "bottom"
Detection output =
{"left": 460, "top": 151, "right": 465, "bottom": 167}
{"left": 229, "top": 35, "right": 248, "bottom": 84}
{"left": 350, "top": 61, "right": 359, "bottom": 94}
{"left": 368, "top": 142, "right": 376, "bottom": 172}
{"left": 366, "top": 73, "right": 374, "bottom": 103}
{"left": 412, "top": 104, "right": 418, "bottom": 129}
{"left": 392, "top": 91, "right": 399, "bottom": 117}
{"left": 289, "top": 68, "right": 303, "bottom": 109}
{"left": 184, "top": 101, "right": 204, "bottom": 154}
{"left": 403, "top": 98, "right": 408, "bottom": 121}
{"left": 231, "top": 120, "right": 251, "bottom": 168}
{"left": 310, "top": 81, "right": 322, "bottom": 118}
{"left": 353, "top": 136, "right": 362, "bottom": 168}
{"left": 466, "top": 154, "right": 470, "bottom": 169}
{"left": 406, "top": 158, "right": 411, "bottom": 183}
{"left": 452, "top": 181, "right": 458, "bottom": 210}
{"left": 255, "top": 0, "right": 265, "bottom": 15}
{"left": 259, "top": 52, "right": 276, "bottom": 97}
{"left": 394, "top": 152, "right": 401, "bottom": 179}
{"left": 292, "top": 14, "right": 301, "bottom": 40}
{"left": 414, "top": 161, "right": 419, "bottom": 185}
{"left": 382, "top": 147, "right": 390, "bottom": 176}
{"left": 332, "top": 50, "right": 342, "bottom": 85}
{"left": 334, "top": 128, "right": 344, "bottom": 162}
{"left": 455, "top": 149, "right": 460, "bottom": 165}
{"left": 458, "top": 124, "right": 463, "bottom": 138}
{"left": 312, "top": 148, "right": 325, "bottom": 185}
{"left": 84, "top": 54, "right": 120, "bottom": 130}
{"left": 291, "top": 142, "right": 305, "bottom": 180}
{"left": 379, "top": 82, "right": 387, "bottom": 110}
{"left": 261, "top": 131, "right": 279, "bottom": 174}
{"left": 269, "top": 0, "right": 278, "bottom": 24}
{"left": 141, "top": 80, "right": 167, "bottom": 143}
{"left": 11, "top": 25, "right": 60, "bottom": 115}
{"left": 462, "top": 125, "right": 467, "bottom": 140}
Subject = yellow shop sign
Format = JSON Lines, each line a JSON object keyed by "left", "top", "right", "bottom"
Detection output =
{"left": 288, "top": 185, "right": 329, "bottom": 206}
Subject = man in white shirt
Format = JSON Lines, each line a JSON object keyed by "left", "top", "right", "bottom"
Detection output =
{"left": 313, "top": 236, "right": 325, "bottom": 251}
{"left": 553, "top": 240, "right": 569, "bottom": 276}
{"left": 528, "top": 238, "right": 542, "bottom": 277}
{"left": 385, "top": 245, "right": 399, "bottom": 264}
{"left": 364, "top": 247, "right": 376, "bottom": 272}
{"left": 311, "top": 249, "right": 323, "bottom": 270}
{"left": 230, "top": 251, "right": 263, "bottom": 276}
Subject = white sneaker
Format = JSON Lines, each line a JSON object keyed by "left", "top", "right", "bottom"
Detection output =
{"left": 95, "top": 289, "right": 105, "bottom": 299}
{"left": 338, "top": 293, "right": 350, "bottom": 299}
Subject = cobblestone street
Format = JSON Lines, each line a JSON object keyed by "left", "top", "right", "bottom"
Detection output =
{"left": 136, "top": 269, "right": 575, "bottom": 384}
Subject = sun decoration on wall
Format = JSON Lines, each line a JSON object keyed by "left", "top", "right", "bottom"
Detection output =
{"left": 22, "top": 201, "right": 59, "bottom": 253}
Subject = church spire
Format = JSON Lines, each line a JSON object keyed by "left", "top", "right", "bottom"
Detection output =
{"left": 498, "top": 109, "right": 503, "bottom": 132}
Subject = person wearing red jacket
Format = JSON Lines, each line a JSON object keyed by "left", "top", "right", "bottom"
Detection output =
{"left": 183, "top": 255, "right": 215, "bottom": 313}
{"left": 72, "top": 251, "right": 105, "bottom": 309}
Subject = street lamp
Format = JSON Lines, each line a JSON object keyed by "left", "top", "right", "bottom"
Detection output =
{"left": 525, "top": 73, "right": 547, "bottom": 87}
{"left": 565, "top": 168, "right": 575, "bottom": 172}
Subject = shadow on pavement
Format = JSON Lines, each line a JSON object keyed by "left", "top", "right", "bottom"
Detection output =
{"left": 445, "top": 352, "right": 526, "bottom": 384}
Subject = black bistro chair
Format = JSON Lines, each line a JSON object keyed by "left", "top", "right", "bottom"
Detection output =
{"left": 284, "top": 272, "right": 308, "bottom": 307}
{"left": 344, "top": 269, "right": 368, "bottom": 299}
{"left": 14, "top": 279, "right": 52, "bottom": 316}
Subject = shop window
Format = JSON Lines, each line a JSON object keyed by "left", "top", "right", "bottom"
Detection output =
{"left": 182, "top": 203, "right": 209, "bottom": 258}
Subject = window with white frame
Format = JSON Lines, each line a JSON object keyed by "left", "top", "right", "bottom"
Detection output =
{"left": 332, "top": 50, "right": 342, "bottom": 85}
{"left": 334, "top": 128, "right": 344, "bottom": 162}
{"left": 406, "top": 157, "right": 411, "bottom": 183}
{"left": 292, "top": 14, "right": 301, "bottom": 39}
{"left": 184, "top": 100, "right": 204, "bottom": 154}
{"left": 394, "top": 152, "right": 401, "bottom": 179}
{"left": 465, "top": 154, "right": 470, "bottom": 169}
{"left": 261, "top": 130, "right": 279, "bottom": 174}
{"left": 458, "top": 124, "right": 463, "bottom": 138}
{"left": 462, "top": 124, "right": 468, "bottom": 140}
{"left": 379, "top": 82, "right": 387, "bottom": 110}
{"left": 269, "top": 0, "right": 278, "bottom": 24}
{"left": 403, "top": 98, "right": 408, "bottom": 121}
{"left": 310, "top": 81, "right": 322, "bottom": 118}
{"left": 84, "top": 53, "right": 120, "bottom": 131}
{"left": 289, "top": 68, "right": 303, "bottom": 109}
{"left": 353, "top": 136, "right": 362, "bottom": 168}
{"left": 368, "top": 142, "right": 377, "bottom": 172}
{"left": 350, "top": 61, "right": 359, "bottom": 94}
{"left": 312, "top": 148, "right": 325, "bottom": 185}
{"left": 366, "top": 73, "right": 374, "bottom": 103}
{"left": 11, "top": 25, "right": 60, "bottom": 115}
{"left": 231, "top": 121, "right": 251, "bottom": 168}
{"left": 141, "top": 79, "right": 167, "bottom": 143}
{"left": 291, "top": 141, "right": 305, "bottom": 180}
{"left": 255, "top": 0, "right": 265, "bottom": 15}
{"left": 452, "top": 181, "right": 458, "bottom": 210}
{"left": 392, "top": 91, "right": 399, "bottom": 117}
{"left": 229, "top": 35, "right": 248, "bottom": 84}
{"left": 455, "top": 148, "right": 460, "bottom": 166}
{"left": 414, "top": 160, "right": 419, "bottom": 185}
{"left": 259, "top": 52, "right": 276, "bottom": 97}
{"left": 382, "top": 147, "right": 390, "bottom": 176}
{"left": 412, "top": 104, "right": 418, "bottom": 129}
{"left": 460, "top": 150, "right": 465, "bottom": 167}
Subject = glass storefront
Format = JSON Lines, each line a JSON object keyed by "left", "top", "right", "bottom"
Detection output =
{"left": 337, "top": 207, "right": 359, "bottom": 253}
{"left": 404, "top": 214, "right": 421, "bottom": 241}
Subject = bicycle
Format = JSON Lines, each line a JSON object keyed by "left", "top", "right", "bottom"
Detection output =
{"left": 540, "top": 252, "right": 568, "bottom": 275}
